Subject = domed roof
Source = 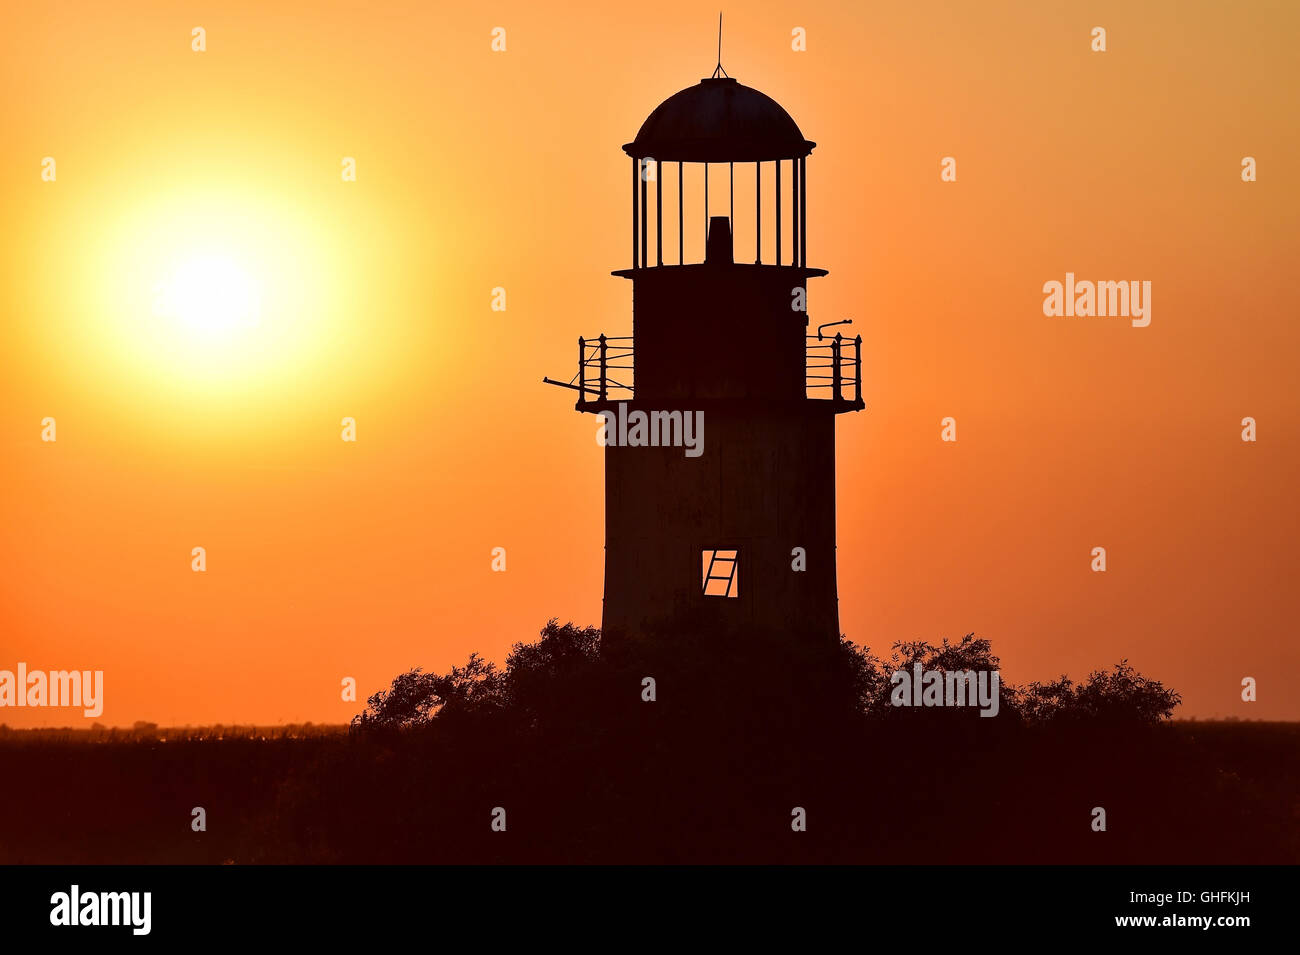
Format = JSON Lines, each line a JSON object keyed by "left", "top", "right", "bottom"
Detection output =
{"left": 625, "top": 77, "right": 814, "bottom": 162}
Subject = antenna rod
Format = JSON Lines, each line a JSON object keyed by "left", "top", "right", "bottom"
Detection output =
{"left": 711, "top": 12, "right": 728, "bottom": 78}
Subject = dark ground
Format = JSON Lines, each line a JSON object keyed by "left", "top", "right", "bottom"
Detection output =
{"left": 1, "top": 719, "right": 1296, "bottom": 864}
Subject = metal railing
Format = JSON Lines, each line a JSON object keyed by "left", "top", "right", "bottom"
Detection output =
{"left": 577, "top": 335, "right": 634, "bottom": 402}
{"left": 546, "top": 332, "right": 862, "bottom": 405}
{"left": 806, "top": 333, "right": 862, "bottom": 403}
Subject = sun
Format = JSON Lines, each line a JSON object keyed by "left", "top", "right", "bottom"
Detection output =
{"left": 154, "top": 253, "right": 262, "bottom": 338}
{"left": 67, "top": 187, "right": 389, "bottom": 410}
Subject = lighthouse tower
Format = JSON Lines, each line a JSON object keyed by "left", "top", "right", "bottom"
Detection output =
{"left": 546, "top": 68, "right": 863, "bottom": 645}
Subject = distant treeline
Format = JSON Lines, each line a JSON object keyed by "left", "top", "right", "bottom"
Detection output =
{"left": 0, "top": 722, "right": 348, "bottom": 741}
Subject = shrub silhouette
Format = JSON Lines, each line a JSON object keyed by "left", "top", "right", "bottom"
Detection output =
{"left": 352, "top": 652, "right": 504, "bottom": 729}
{"left": 865, "top": 633, "right": 1006, "bottom": 719}
{"left": 1019, "top": 660, "right": 1182, "bottom": 723}
{"left": 355, "top": 624, "right": 1180, "bottom": 730}
{"left": 502, "top": 620, "right": 602, "bottom": 718}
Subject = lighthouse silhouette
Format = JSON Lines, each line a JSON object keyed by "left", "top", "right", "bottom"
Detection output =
{"left": 546, "top": 56, "right": 863, "bottom": 646}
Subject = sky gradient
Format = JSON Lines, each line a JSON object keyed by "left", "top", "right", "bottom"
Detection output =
{"left": 2, "top": 0, "right": 1297, "bottom": 726}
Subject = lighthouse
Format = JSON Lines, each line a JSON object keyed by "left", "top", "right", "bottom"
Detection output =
{"left": 546, "top": 65, "right": 863, "bottom": 646}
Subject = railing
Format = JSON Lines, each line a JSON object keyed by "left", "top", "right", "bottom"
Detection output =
{"left": 806, "top": 333, "right": 862, "bottom": 403}
{"left": 542, "top": 335, "right": 634, "bottom": 402}
{"left": 545, "top": 332, "right": 862, "bottom": 406}
{"left": 577, "top": 335, "right": 635, "bottom": 402}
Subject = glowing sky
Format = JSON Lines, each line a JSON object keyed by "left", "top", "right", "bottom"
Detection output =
{"left": 2, "top": 0, "right": 1297, "bottom": 726}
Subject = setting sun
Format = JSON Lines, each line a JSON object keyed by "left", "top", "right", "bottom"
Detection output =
{"left": 154, "top": 253, "right": 261, "bottom": 339}
{"left": 17, "top": 181, "right": 406, "bottom": 415}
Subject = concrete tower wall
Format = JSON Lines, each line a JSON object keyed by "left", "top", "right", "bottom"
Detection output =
{"left": 630, "top": 256, "right": 810, "bottom": 403}
{"left": 601, "top": 402, "right": 840, "bottom": 643}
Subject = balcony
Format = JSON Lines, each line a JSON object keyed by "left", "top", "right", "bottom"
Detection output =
{"left": 543, "top": 333, "right": 863, "bottom": 411}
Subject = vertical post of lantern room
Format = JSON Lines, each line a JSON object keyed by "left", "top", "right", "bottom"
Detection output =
{"left": 678, "top": 162, "right": 684, "bottom": 265}
{"left": 799, "top": 156, "right": 807, "bottom": 267}
{"left": 791, "top": 156, "right": 800, "bottom": 267}
{"left": 656, "top": 160, "right": 663, "bottom": 267}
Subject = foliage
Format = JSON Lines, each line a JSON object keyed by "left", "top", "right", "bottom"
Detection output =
{"left": 1019, "top": 660, "right": 1182, "bottom": 723}
{"left": 351, "top": 652, "right": 503, "bottom": 729}
{"left": 354, "top": 622, "right": 1180, "bottom": 731}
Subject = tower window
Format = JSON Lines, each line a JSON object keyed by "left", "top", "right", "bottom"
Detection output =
{"left": 702, "top": 549, "right": 739, "bottom": 597}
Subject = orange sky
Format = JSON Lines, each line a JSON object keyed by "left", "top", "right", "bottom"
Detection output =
{"left": 2, "top": 0, "right": 1297, "bottom": 726}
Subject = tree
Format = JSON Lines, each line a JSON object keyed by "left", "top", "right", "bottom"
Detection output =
{"left": 355, "top": 625, "right": 1181, "bottom": 731}
{"left": 858, "top": 634, "right": 1007, "bottom": 717}
{"left": 352, "top": 653, "right": 504, "bottom": 730}
{"left": 1021, "top": 660, "right": 1181, "bottom": 723}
